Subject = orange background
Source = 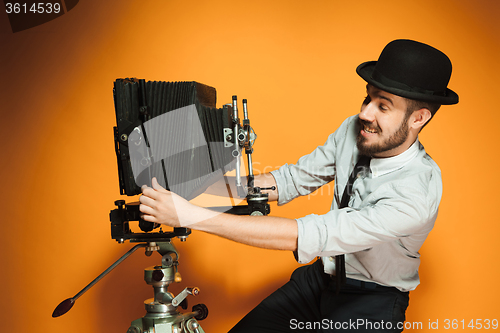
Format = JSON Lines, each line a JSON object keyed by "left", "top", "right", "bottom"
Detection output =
{"left": 1, "top": 0, "right": 499, "bottom": 331}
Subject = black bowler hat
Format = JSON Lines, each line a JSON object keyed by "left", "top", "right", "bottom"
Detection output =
{"left": 356, "top": 39, "right": 459, "bottom": 105}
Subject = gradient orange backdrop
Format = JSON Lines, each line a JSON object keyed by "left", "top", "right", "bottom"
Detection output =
{"left": 1, "top": 0, "right": 499, "bottom": 332}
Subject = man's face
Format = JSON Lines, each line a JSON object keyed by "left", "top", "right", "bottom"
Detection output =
{"left": 356, "top": 85, "right": 412, "bottom": 158}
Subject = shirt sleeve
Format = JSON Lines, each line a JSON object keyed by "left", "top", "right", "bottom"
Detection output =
{"left": 295, "top": 181, "right": 439, "bottom": 264}
{"left": 270, "top": 116, "right": 355, "bottom": 206}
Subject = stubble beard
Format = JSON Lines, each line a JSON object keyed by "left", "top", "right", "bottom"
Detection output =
{"left": 356, "top": 114, "right": 410, "bottom": 156}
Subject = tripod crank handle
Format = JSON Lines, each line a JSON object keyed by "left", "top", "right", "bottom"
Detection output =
{"left": 171, "top": 287, "right": 200, "bottom": 307}
{"left": 52, "top": 297, "right": 75, "bottom": 318}
{"left": 52, "top": 243, "right": 148, "bottom": 317}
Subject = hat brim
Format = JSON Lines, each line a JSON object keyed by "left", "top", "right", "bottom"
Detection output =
{"left": 356, "top": 61, "right": 459, "bottom": 105}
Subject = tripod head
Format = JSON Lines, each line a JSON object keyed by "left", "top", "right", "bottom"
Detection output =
{"left": 109, "top": 200, "right": 192, "bottom": 244}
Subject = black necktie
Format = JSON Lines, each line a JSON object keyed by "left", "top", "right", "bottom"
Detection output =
{"left": 335, "top": 154, "right": 371, "bottom": 292}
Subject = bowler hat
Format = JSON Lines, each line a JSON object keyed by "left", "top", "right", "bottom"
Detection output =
{"left": 356, "top": 39, "right": 458, "bottom": 105}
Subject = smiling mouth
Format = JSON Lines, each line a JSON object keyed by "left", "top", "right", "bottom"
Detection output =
{"left": 363, "top": 125, "right": 378, "bottom": 134}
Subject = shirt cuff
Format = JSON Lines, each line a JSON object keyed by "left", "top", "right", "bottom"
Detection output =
{"left": 295, "top": 214, "right": 328, "bottom": 264}
{"left": 270, "top": 164, "right": 300, "bottom": 206}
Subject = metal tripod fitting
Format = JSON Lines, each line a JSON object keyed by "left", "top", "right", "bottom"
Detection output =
{"left": 127, "top": 242, "right": 207, "bottom": 333}
{"left": 171, "top": 287, "right": 200, "bottom": 307}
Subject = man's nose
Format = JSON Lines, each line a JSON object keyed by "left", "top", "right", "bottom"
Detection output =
{"left": 359, "top": 102, "right": 376, "bottom": 122}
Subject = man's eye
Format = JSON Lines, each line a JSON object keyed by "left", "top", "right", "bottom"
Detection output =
{"left": 363, "top": 95, "right": 371, "bottom": 105}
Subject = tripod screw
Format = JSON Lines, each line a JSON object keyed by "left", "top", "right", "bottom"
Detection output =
{"left": 145, "top": 242, "right": 160, "bottom": 256}
{"left": 152, "top": 269, "right": 164, "bottom": 282}
{"left": 187, "top": 319, "right": 200, "bottom": 332}
{"left": 127, "top": 327, "right": 141, "bottom": 333}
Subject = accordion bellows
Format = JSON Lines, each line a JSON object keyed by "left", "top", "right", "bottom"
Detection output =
{"left": 113, "top": 78, "right": 237, "bottom": 200}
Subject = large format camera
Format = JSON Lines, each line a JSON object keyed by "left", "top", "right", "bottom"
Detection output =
{"left": 53, "top": 79, "right": 272, "bottom": 333}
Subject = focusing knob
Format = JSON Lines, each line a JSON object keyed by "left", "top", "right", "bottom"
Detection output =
{"left": 192, "top": 303, "right": 209, "bottom": 321}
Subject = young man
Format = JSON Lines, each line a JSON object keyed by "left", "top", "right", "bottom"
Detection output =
{"left": 139, "top": 39, "right": 458, "bottom": 332}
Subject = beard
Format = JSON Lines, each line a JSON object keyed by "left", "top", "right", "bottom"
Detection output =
{"left": 356, "top": 114, "right": 410, "bottom": 156}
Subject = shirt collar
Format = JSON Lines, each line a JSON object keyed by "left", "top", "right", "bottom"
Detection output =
{"left": 369, "top": 138, "right": 420, "bottom": 178}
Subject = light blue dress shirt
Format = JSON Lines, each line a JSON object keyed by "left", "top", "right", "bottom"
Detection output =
{"left": 270, "top": 115, "right": 442, "bottom": 291}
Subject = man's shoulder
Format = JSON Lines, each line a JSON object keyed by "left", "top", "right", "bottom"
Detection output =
{"left": 391, "top": 146, "right": 442, "bottom": 201}
{"left": 372, "top": 142, "right": 442, "bottom": 196}
{"left": 415, "top": 142, "right": 442, "bottom": 175}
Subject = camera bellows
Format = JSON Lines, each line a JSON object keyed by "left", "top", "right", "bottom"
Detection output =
{"left": 113, "top": 79, "right": 237, "bottom": 200}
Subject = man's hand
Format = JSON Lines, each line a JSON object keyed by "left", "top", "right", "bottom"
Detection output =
{"left": 139, "top": 178, "right": 183, "bottom": 227}
{"left": 140, "top": 177, "right": 220, "bottom": 227}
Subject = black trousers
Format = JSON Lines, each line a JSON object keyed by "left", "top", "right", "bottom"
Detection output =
{"left": 229, "top": 260, "right": 409, "bottom": 332}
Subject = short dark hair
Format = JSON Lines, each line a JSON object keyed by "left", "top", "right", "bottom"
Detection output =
{"left": 405, "top": 98, "right": 441, "bottom": 130}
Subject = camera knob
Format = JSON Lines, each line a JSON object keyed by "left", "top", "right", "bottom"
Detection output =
{"left": 192, "top": 303, "right": 209, "bottom": 321}
{"left": 114, "top": 200, "right": 126, "bottom": 209}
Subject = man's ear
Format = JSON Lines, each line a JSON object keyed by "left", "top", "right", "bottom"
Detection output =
{"left": 410, "top": 108, "right": 432, "bottom": 130}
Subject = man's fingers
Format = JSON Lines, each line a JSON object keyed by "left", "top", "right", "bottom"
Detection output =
{"left": 139, "top": 203, "right": 159, "bottom": 216}
{"left": 141, "top": 179, "right": 170, "bottom": 198}
{"left": 139, "top": 194, "right": 157, "bottom": 207}
{"left": 142, "top": 186, "right": 161, "bottom": 200}
{"left": 152, "top": 177, "right": 168, "bottom": 192}
{"left": 139, "top": 197, "right": 156, "bottom": 210}
{"left": 141, "top": 213, "right": 158, "bottom": 223}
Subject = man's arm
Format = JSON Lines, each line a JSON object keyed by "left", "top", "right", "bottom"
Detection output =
{"left": 139, "top": 177, "right": 297, "bottom": 251}
{"left": 193, "top": 210, "right": 297, "bottom": 251}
